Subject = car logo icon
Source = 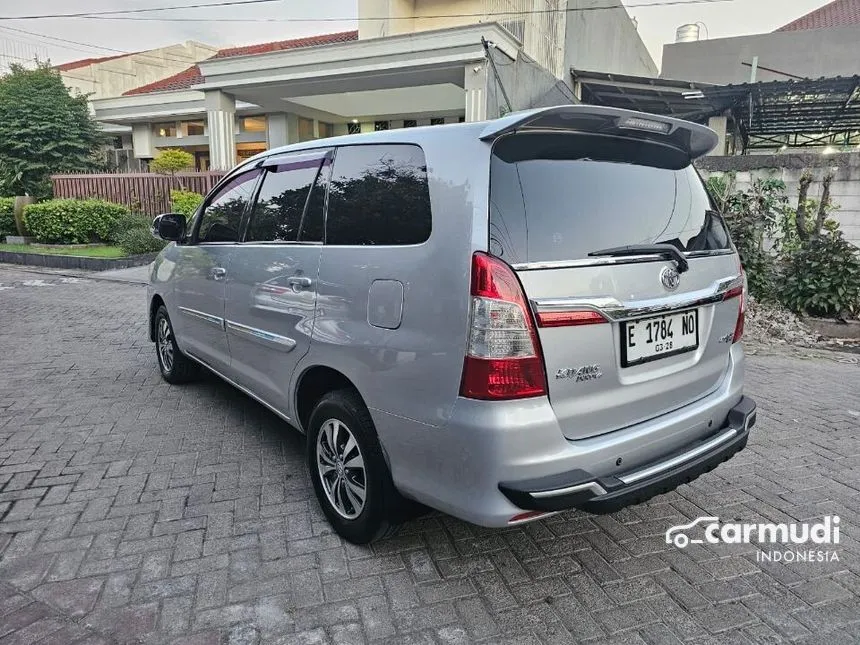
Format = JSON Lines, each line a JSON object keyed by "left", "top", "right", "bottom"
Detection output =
{"left": 665, "top": 516, "right": 720, "bottom": 548}
{"left": 661, "top": 266, "right": 681, "bottom": 291}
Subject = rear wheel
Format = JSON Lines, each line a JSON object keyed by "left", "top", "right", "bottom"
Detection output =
{"left": 154, "top": 305, "right": 199, "bottom": 384}
{"left": 307, "top": 389, "right": 405, "bottom": 544}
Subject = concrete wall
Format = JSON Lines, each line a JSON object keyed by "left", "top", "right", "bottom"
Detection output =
{"left": 697, "top": 152, "right": 860, "bottom": 247}
{"left": 486, "top": 48, "right": 575, "bottom": 119}
{"left": 61, "top": 42, "right": 218, "bottom": 100}
{"left": 662, "top": 26, "right": 860, "bottom": 84}
{"left": 564, "top": 0, "right": 657, "bottom": 77}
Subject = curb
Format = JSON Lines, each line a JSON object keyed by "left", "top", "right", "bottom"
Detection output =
{"left": 0, "top": 251, "right": 157, "bottom": 271}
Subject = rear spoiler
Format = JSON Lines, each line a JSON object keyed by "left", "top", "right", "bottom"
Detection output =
{"left": 479, "top": 105, "right": 719, "bottom": 159}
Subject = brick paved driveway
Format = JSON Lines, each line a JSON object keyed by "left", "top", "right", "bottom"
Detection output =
{"left": 1, "top": 264, "right": 859, "bottom": 645}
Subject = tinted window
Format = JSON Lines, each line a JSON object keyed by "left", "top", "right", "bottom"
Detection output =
{"left": 246, "top": 157, "right": 321, "bottom": 243}
{"left": 326, "top": 144, "right": 431, "bottom": 246}
{"left": 302, "top": 159, "right": 331, "bottom": 243}
{"left": 489, "top": 133, "right": 731, "bottom": 264}
{"left": 198, "top": 170, "right": 261, "bottom": 243}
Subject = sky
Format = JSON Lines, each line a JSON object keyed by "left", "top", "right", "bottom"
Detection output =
{"left": 0, "top": 0, "right": 836, "bottom": 72}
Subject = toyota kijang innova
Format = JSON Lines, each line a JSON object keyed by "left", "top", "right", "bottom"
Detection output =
{"left": 148, "top": 105, "right": 757, "bottom": 544}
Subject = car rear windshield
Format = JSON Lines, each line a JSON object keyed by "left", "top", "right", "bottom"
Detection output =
{"left": 489, "top": 132, "right": 731, "bottom": 265}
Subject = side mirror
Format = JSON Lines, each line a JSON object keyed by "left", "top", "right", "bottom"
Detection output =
{"left": 152, "top": 213, "right": 186, "bottom": 242}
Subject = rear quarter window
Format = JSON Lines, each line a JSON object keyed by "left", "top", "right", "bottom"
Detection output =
{"left": 489, "top": 133, "right": 731, "bottom": 264}
{"left": 326, "top": 144, "right": 431, "bottom": 246}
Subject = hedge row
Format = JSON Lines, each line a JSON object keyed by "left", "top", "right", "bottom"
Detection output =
{"left": 0, "top": 197, "right": 15, "bottom": 237}
{"left": 24, "top": 199, "right": 130, "bottom": 244}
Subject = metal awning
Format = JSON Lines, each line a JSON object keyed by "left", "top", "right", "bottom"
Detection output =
{"left": 573, "top": 70, "right": 860, "bottom": 151}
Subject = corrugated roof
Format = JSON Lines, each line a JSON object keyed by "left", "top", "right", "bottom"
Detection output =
{"left": 776, "top": 0, "right": 860, "bottom": 31}
{"left": 122, "top": 30, "right": 359, "bottom": 96}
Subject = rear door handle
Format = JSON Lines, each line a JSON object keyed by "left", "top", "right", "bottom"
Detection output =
{"left": 209, "top": 267, "right": 227, "bottom": 281}
{"left": 287, "top": 276, "right": 313, "bottom": 290}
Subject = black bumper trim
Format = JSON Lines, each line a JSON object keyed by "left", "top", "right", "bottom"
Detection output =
{"left": 499, "top": 396, "right": 757, "bottom": 514}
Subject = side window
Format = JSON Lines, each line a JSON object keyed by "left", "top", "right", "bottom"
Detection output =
{"left": 246, "top": 158, "right": 322, "bottom": 243}
{"left": 326, "top": 144, "right": 431, "bottom": 246}
{"left": 197, "top": 169, "right": 261, "bottom": 243}
{"left": 300, "top": 159, "right": 331, "bottom": 243}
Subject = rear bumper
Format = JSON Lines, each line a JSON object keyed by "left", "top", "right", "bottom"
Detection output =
{"left": 499, "top": 396, "right": 756, "bottom": 514}
{"left": 374, "top": 343, "right": 750, "bottom": 528}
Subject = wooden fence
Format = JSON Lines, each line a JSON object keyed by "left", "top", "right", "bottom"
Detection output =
{"left": 51, "top": 172, "right": 226, "bottom": 217}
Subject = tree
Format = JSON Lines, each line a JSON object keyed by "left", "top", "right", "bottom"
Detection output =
{"left": 150, "top": 149, "right": 194, "bottom": 183}
{"left": 0, "top": 63, "right": 104, "bottom": 199}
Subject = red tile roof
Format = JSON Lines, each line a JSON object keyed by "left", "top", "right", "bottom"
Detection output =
{"left": 776, "top": 0, "right": 860, "bottom": 31}
{"left": 212, "top": 30, "right": 357, "bottom": 59}
{"left": 122, "top": 30, "right": 358, "bottom": 96}
{"left": 123, "top": 65, "right": 203, "bottom": 96}
{"left": 55, "top": 53, "right": 131, "bottom": 72}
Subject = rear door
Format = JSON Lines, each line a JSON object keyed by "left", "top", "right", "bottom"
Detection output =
{"left": 224, "top": 150, "right": 330, "bottom": 410}
{"left": 489, "top": 130, "right": 742, "bottom": 440}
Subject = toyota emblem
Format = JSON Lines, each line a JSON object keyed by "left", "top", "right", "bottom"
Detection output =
{"left": 660, "top": 266, "right": 681, "bottom": 291}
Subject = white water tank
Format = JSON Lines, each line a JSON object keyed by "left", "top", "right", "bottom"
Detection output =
{"left": 675, "top": 23, "right": 701, "bottom": 43}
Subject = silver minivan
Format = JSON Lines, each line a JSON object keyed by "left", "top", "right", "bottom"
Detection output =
{"left": 148, "top": 105, "right": 757, "bottom": 544}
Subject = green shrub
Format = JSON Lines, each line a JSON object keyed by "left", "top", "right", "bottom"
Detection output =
{"left": 116, "top": 227, "right": 167, "bottom": 255}
{"left": 0, "top": 197, "right": 14, "bottom": 237}
{"left": 171, "top": 189, "right": 203, "bottom": 218}
{"left": 780, "top": 232, "right": 860, "bottom": 317}
{"left": 23, "top": 199, "right": 128, "bottom": 244}
{"left": 107, "top": 212, "right": 151, "bottom": 244}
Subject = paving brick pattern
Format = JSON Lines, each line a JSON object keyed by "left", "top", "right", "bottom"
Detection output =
{"left": 0, "top": 264, "right": 859, "bottom": 644}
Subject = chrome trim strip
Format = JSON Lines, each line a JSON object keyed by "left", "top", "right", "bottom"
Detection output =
{"left": 178, "top": 306, "right": 225, "bottom": 329}
{"left": 531, "top": 274, "right": 742, "bottom": 322}
{"left": 507, "top": 511, "right": 560, "bottom": 525}
{"left": 531, "top": 481, "right": 608, "bottom": 499}
{"left": 618, "top": 428, "right": 738, "bottom": 485}
{"left": 185, "top": 352, "right": 294, "bottom": 425}
{"left": 225, "top": 320, "right": 297, "bottom": 352}
{"left": 512, "top": 250, "right": 735, "bottom": 271}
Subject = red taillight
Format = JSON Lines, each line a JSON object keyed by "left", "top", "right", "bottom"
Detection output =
{"left": 536, "top": 310, "right": 607, "bottom": 328}
{"left": 722, "top": 265, "right": 746, "bottom": 344}
{"left": 459, "top": 253, "right": 548, "bottom": 401}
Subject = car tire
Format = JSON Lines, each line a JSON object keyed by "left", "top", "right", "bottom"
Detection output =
{"left": 154, "top": 305, "right": 199, "bottom": 384}
{"left": 307, "top": 389, "right": 406, "bottom": 544}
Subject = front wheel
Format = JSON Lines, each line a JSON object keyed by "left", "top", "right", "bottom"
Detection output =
{"left": 154, "top": 305, "right": 199, "bottom": 384}
{"left": 307, "top": 389, "right": 404, "bottom": 544}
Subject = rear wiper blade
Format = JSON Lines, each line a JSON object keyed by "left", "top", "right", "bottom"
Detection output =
{"left": 588, "top": 244, "right": 690, "bottom": 273}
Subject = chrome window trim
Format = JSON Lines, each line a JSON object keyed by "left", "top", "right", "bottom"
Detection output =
{"left": 511, "top": 249, "right": 734, "bottom": 271}
{"left": 225, "top": 320, "right": 297, "bottom": 352}
{"left": 178, "top": 306, "right": 225, "bottom": 329}
{"left": 618, "top": 428, "right": 738, "bottom": 485}
{"left": 530, "top": 274, "right": 743, "bottom": 323}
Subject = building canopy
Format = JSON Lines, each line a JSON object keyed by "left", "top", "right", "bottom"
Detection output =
{"left": 573, "top": 70, "right": 860, "bottom": 152}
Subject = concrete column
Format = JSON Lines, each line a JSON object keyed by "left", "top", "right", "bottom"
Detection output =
{"left": 267, "top": 113, "right": 289, "bottom": 148}
{"left": 131, "top": 123, "right": 154, "bottom": 159}
{"left": 708, "top": 116, "right": 729, "bottom": 157}
{"left": 465, "top": 62, "right": 489, "bottom": 123}
{"left": 205, "top": 90, "right": 236, "bottom": 170}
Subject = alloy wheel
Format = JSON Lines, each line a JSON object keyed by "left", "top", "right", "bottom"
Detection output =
{"left": 316, "top": 418, "right": 367, "bottom": 519}
{"left": 157, "top": 317, "right": 174, "bottom": 373}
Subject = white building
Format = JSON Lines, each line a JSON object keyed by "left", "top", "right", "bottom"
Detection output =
{"left": 91, "top": 0, "right": 657, "bottom": 170}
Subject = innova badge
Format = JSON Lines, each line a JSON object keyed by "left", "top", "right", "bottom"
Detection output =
{"left": 660, "top": 266, "right": 681, "bottom": 291}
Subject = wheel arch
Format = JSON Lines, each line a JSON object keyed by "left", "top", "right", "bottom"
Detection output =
{"left": 149, "top": 294, "right": 166, "bottom": 342}
{"left": 294, "top": 365, "right": 368, "bottom": 434}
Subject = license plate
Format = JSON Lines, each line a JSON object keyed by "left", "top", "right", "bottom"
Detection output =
{"left": 621, "top": 309, "right": 699, "bottom": 367}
